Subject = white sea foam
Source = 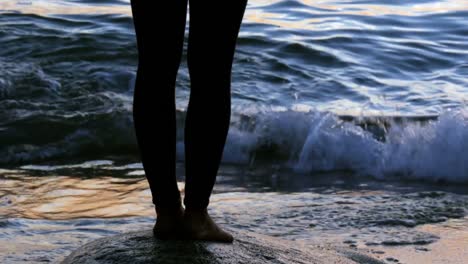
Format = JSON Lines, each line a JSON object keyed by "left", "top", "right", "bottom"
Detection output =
{"left": 222, "top": 108, "right": 468, "bottom": 183}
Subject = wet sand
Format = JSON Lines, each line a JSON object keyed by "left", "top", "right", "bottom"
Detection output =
{"left": 1, "top": 164, "right": 467, "bottom": 263}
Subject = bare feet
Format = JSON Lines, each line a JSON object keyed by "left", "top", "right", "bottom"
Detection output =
{"left": 153, "top": 204, "right": 185, "bottom": 240}
{"left": 153, "top": 205, "right": 233, "bottom": 243}
{"left": 183, "top": 208, "right": 234, "bottom": 243}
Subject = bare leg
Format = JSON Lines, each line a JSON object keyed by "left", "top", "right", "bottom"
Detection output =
{"left": 183, "top": 0, "right": 248, "bottom": 242}
{"left": 130, "top": 0, "right": 188, "bottom": 239}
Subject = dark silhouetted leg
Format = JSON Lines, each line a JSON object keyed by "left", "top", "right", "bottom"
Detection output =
{"left": 184, "top": 0, "right": 248, "bottom": 210}
{"left": 130, "top": 0, "right": 188, "bottom": 210}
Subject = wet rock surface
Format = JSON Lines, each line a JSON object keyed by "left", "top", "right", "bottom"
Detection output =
{"left": 61, "top": 227, "right": 385, "bottom": 264}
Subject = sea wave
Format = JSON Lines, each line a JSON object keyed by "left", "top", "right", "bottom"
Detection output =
{"left": 2, "top": 107, "right": 467, "bottom": 183}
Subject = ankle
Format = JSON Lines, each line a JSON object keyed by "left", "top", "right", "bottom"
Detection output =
{"left": 155, "top": 204, "right": 184, "bottom": 216}
{"left": 184, "top": 206, "right": 208, "bottom": 215}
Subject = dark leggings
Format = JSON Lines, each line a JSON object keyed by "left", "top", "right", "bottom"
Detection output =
{"left": 130, "top": 0, "right": 248, "bottom": 210}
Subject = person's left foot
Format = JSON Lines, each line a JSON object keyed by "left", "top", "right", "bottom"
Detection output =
{"left": 153, "top": 204, "right": 186, "bottom": 240}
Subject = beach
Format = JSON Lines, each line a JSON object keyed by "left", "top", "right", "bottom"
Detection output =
{"left": 1, "top": 162, "right": 467, "bottom": 263}
{"left": 1, "top": 0, "right": 468, "bottom": 263}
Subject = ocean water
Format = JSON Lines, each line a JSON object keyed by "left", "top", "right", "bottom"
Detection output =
{"left": 0, "top": 0, "right": 467, "bottom": 181}
{"left": 1, "top": 0, "right": 467, "bottom": 263}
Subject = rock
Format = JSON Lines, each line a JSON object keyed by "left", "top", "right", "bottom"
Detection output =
{"left": 61, "top": 227, "right": 385, "bottom": 264}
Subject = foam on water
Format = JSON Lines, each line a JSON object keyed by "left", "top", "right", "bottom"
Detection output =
{"left": 4, "top": 107, "right": 467, "bottom": 183}
{"left": 223, "top": 108, "right": 468, "bottom": 183}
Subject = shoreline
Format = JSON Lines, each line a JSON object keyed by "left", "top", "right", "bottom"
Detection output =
{"left": 1, "top": 169, "right": 467, "bottom": 263}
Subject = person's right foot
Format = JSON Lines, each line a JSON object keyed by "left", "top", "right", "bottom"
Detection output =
{"left": 153, "top": 204, "right": 186, "bottom": 240}
{"left": 183, "top": 208, "right": 234, "bottom": 243}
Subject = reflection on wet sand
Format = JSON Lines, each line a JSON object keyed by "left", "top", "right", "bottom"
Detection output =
{"left": 0, "top": 171, "right": 184, "bottom": 219}
{"left": 0, "top": 166, "right": 467, "bottom": 263}
{"left": 365, "top": 217, "right": 468, "bottom": 263}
